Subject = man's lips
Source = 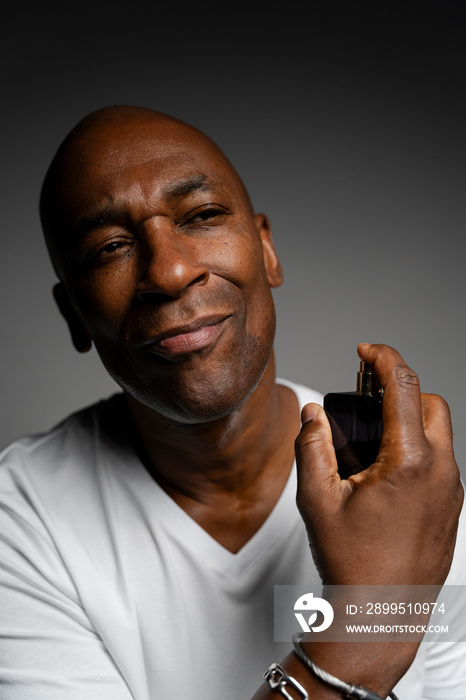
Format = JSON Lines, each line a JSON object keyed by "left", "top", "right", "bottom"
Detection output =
{"left": 141, "top": 314, "right": 232, "bottom": 356}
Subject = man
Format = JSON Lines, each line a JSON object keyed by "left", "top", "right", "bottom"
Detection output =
{"left": 0, "top": 105, "right": 464, "bottom": 699}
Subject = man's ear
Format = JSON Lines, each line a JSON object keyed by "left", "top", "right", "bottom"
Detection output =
{"left": 254, "top": 213, "right": 283, "bottom": 288}
{"left": 53, "top": 283, "right": 92, "bottom": 353}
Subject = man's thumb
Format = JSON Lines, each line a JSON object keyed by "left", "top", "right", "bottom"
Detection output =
{"left": 295, "top": 403, "right": 341, "bottom": 515}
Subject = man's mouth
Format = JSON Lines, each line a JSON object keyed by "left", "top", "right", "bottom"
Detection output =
{"left": 142, "top": 314, "right": 232, "bottom": 356}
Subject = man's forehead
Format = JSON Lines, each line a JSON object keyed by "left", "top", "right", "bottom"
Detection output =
{"left": 60, "top": 120, "right": 239, "bottom": 205}
{"left": 60, "top": 154, "right": 239, "bottom": 229}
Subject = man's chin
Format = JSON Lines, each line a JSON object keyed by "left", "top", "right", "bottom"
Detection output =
{"left": 124, "top": 374, "right": 260, "bottom": 425}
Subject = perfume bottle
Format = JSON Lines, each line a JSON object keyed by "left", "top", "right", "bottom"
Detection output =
{"left": 323, "top": 361, "right": 383, "bottom": 479}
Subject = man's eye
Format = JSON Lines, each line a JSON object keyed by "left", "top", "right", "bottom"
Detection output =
{"left": 186, "top": 207, "right": 227, "bottom": 224}
{"left": 83, "top": 238, "right": 132, "bottom": 266}
{"left": 100, "top": 241, "right": 124, "bottom": 254}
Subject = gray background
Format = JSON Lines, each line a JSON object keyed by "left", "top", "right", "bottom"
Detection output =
{"left": 2, "top": 2, "right": 465, "bottom": 476}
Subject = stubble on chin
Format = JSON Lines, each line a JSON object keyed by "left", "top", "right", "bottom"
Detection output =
{"left": 121, "top": 325, "right": 274, "bottom": 425}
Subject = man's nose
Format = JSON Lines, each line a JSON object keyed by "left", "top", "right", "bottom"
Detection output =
{"left": 135, "top": 218, "right": 209, "bottom": 301}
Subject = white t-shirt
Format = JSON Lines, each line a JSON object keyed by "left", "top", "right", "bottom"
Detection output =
{"left": 0, "top": 381, "right": 465, "bottom": 699}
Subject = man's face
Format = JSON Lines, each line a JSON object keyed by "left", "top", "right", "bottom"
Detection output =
{"left": 51, "top": 113, "right": 282, "bottom": 423}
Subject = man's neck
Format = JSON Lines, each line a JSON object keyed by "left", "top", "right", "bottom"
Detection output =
{"left": 124, "top": 359, "right": 301, "bottom": 552}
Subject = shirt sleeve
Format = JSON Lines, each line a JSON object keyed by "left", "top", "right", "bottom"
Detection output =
{"left": 421, "top": 498, "right": 466, "bottom": 699}
{"left": 0, "top": 497, "right": 134, "bottom": 700}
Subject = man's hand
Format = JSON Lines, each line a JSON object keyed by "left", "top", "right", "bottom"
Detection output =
{"left": 295, "top": 343, "right": 463, "bottom": 588}
{"left": 253, "top": 344, "right": 463, "bottom": 699}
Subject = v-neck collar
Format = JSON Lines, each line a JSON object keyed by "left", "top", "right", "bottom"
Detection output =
{"left": 101, "top": 379, "right": 321, "bottom": 577}
{"left": 132, "top": 454, "right": 299, "bottom": 577}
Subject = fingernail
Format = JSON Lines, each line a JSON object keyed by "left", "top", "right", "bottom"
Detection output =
{"left": 301, "top": 404, "right": 319, "bottom": 424}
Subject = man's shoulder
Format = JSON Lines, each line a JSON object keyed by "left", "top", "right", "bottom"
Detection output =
{"left": 0, "top": 393, "right": 125, "bottom": 491}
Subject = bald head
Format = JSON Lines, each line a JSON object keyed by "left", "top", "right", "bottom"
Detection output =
{"left": 40, "top": 105, "right": 253, "bottom": 278}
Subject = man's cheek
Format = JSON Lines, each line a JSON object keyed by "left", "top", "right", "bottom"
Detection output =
{"left": 206, "top": 239, "right": 266, "bottom": 284}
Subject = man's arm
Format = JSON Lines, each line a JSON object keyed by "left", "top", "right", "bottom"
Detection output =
{"left": 253, "top": 343, "right": 463, "bottom": 699}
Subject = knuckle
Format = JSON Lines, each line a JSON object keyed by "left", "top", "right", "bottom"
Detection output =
{"left": 392, "top": 364, "right": 420, "bottom": 389}
{"left": 407, "top": 446, "right": 433, "bottom": 470}
{"left": 294, "top": 424, "right": 323, "bottom": 453}
{"left": 402, "top": 444, "right": 433, "bottom": 471}
{"left": 294, "top": 431, "right": 309, "bottom": 455}
{"left": 381, "top": 439, "right": 432, "bottom": 473}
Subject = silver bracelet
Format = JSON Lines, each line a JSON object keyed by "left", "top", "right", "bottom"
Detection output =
{"left": 264, "top": 662, "right": 308, "bottom": 699}
{"left": 292, "top": 632, "right": 400, "bottom": 700}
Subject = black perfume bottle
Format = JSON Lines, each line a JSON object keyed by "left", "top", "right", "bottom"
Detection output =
{"left": 323, "top": 361, "right": 383, "bottom": 479}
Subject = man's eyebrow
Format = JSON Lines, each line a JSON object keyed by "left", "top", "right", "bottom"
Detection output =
{"left": 72, "top": 208, "right": 124, "bottom": 240}
{"left": 161, "top": 175, "right": 216, "bottom": 200}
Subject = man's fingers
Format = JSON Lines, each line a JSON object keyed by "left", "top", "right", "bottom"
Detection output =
{"left": 358, "top": 343, "right": 425, "bottom": 446}
{"left": 421, "top": 393, "right": 455, "bottom": 454}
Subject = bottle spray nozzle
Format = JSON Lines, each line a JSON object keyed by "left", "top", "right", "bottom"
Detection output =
{"left": 356, "top": 361, "right": 382, "bottom": 397}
